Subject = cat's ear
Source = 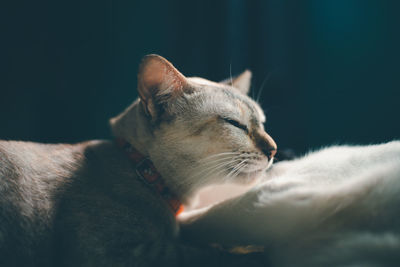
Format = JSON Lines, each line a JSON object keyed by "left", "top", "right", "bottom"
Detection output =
{"left": 220, "top": 70, "right": 252, "bottom": 95}
{"left": 137, "top": 54, "right": 188, "bottom": 118}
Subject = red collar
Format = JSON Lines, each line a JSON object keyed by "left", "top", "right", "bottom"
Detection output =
{"left": 116, "top": 138, "right": 184, "bottom": 216}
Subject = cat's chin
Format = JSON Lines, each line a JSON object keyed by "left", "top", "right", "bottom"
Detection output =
{"left": 232, "top": 159, "right": 273, "bottom": 184}
{"left": 231, "top": 168, "right": 265, "bottom": 185}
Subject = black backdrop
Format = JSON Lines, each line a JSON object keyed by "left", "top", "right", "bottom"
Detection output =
{"left": 2, "top": 0, "right": 399, "bottom": 153}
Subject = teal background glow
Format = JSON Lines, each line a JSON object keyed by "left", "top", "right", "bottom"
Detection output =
{"left": 1, "top": 0, "right": 399, "bottom": 152}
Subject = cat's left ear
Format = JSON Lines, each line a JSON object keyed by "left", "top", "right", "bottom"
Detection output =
{"left": 220, "top": 70, "right": 252, "bottom": 95}
{"left": 137, "top": 54, "right": 188, "bottom": 119}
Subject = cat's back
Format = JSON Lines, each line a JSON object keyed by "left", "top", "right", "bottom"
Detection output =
{"left": 0, "top": 140, "right": 87, "bottom": 197}
{"left": 0, "top": 140, "right": 91, "bottom": 266}
{"left": 0, "top": 140, "right": 84, "bottom": 168}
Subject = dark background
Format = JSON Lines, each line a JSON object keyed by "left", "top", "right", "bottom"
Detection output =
{"left": 2, "top": 0, "right": 399, "bottom": 153}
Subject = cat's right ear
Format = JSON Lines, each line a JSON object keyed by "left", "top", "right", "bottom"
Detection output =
{"left": 137, "top": 54, "right": 188, "bottom": 119}
{"left": 220, "top": 70, "right": 252, "bottom": 95}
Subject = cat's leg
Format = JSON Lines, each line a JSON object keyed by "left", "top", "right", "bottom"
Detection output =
{"left": 55, "top": 195, "right": 267, "bottom": 267}
{"left": 57, "top": 223, "right": 266, "bottom": 267}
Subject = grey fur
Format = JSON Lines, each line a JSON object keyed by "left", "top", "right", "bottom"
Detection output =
{"left": 0, "top": 55, "right": 274, "bottom": 266}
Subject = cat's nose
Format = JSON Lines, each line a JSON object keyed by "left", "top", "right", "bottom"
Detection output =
{"left": 252, "top": 130, "right": 277, "bottom": 160}
{"left": 260, "top": 144, "right": 277, "bottom": 160}
{"left": 264, "top": 146, "right": 277, "bottom": 160}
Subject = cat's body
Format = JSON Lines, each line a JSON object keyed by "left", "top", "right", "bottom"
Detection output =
{"left": 181, "top": 141, "right": 400, "bottom": 266}
{"left": 0, "top": 141, "right": 84, "bottom": 266}
{"left": 0, "top": 55, "right": 276, "bottom": 266}
{"left": 0, "top": 140, "right": 179, "bottom": 266}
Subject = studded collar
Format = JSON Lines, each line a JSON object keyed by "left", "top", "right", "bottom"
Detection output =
{"left": 115, "top": 138, "right": 183, "bottom": 216}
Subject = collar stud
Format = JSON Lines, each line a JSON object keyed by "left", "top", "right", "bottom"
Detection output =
{"left": 116, "top": 138, "right": 183, "bottom": 216}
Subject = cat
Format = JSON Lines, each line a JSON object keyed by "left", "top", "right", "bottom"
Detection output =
{"left": 0, "top": 54, "right": 276, "bottom": 266}
{"left": 180, "top": 141, "right": 400, "bottom": 266}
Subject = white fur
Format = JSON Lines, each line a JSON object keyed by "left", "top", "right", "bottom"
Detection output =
{"left": 181, "top": 141, "right": 400, "bottom": 266}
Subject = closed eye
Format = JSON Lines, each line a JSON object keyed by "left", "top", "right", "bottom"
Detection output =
{"left": 222, "top": 117, "right": 248, "bottom": 133}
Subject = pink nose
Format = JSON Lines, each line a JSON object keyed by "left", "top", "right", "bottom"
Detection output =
{"left": 268, "top": 147, "right": 277, "bottom": 159}
{"left": 251, "top": 129, "right": 278, "bottom": 160}
{"left": 257, "top": 132, "right": 277, "bottom": 160}
{"left": 261, "top": 145, "right": 277, "bottom": 160}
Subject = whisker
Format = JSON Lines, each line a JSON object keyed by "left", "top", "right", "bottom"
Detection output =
{"left": 256, "top": 72, "right": 272, "bottom": 103}
{"left": 202, "top": 151, "right": 241, "bottom": 158}
{"left": 225, "top": 159, "right": 248, "bottom": 181}
{"left": 195, "top": 158, "right": 242, "bottom": 178}
{"left": 184, "top": 158, "right": 242, "bottom": 185}
{"left": 226, "top": 160, "right": 248, "bottom": 182}
{"left": 230, "top": 166, "right": 244, "bottom": 181}
{"left": 198, "top": 152, "right": 241, "bottom": 163}
{"left": 229, "top": 62, "right": 234, "bottom": 88}
{"left": 197, "top": 157, "right": 239, "bottom": 168}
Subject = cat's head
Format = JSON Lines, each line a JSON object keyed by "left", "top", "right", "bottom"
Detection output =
{"left": 111, "top": 55, "right": 276, "bottom": 201}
